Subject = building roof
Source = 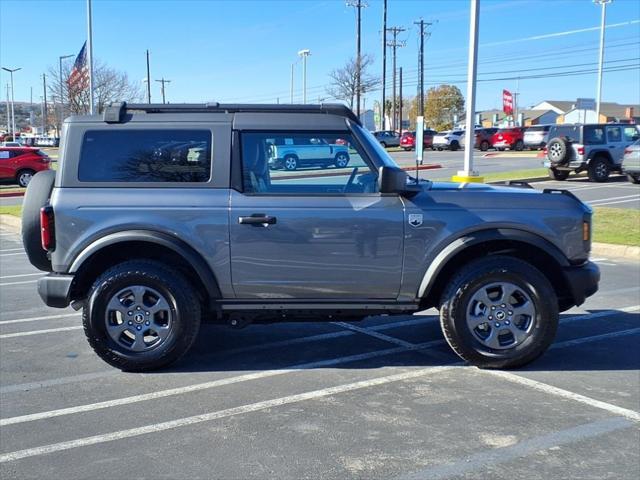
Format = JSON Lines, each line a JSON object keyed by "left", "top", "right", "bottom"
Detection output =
{"left": 534, "top": 101, "right": 575, "bottom": 113}
{"left": 474, "top": 109, "right": 553, "bottom": 121}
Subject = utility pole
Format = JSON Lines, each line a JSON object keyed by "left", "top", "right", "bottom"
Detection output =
{"left": 146, "top": 50, "right": 152, "bottom": 104}
{"left": 399, "top": 67, "right": 403, "bottom": 131}
{"left": 594, "top": 0, "right": 611, "bottom": 120}
{"left": 381, "top": 0, "right": 387, "bottom": 129}
{"left": 347, "top": 0, "right": 367, "bottom": 118}
{"left": 414, "top": 19, "right": 432, "bottom": 118}
{"left": 42, "top": 74, "right": 48, "bottom": 135}
{"left": 386, "top": 26, "right": 405, "bottom": 131}
{"left": 155, "top": 78, "right": 171, "bottom": 104}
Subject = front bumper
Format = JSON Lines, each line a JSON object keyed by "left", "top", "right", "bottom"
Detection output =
{"left": 563, "top": 261, "right": 600, "bottom": 307}
{"left": 38, "top": 273, "right": 74, "bottom": 308}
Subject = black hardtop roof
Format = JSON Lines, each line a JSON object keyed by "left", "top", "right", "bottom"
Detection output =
{"left": 102, "top": 102, "right": 361, "bottom": 125}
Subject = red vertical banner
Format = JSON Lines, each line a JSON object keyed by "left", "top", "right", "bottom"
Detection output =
{"left": 502, "top": 89, "right": 514, "bottom": 115}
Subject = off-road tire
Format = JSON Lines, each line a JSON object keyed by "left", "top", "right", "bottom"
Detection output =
{"left": 21, "top": 169, "right": 56, "bottom": 271}
{"left": 546, "top": 137, "right": 571, "bottom": 165}
{"left": 439, "top": 255, "right": 558, "bottom": 369}
{"left": 588, "top": 156, "right": 610, "bottom": 183}
{"left": 548, "top": 168, "right": 570, "bottom": 181}
{"left": 627, "top": 174, "right": 640, "bottom": 184}
{"left": 83, "top": 260, "right": 201, "bottom": 372}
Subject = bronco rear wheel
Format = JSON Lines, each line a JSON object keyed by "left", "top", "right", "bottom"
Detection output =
{"left": 21, "top": 169, "right": 56, "bottom": 271}
{"left": 439, "top": 255, "right": 558, "bottom": 369}
{"left": 83, "top": 260, "right": 201, "bottom": 372}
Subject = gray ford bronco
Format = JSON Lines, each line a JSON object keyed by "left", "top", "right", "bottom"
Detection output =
{"left": 22, "top": 103, "right": 600, "bottom": 371}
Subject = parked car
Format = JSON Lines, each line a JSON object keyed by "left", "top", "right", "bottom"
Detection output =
{"left": 544, "top": 123, "right": 640, "bottom": 182}
{"left": 523, "top": 125, "right": 552, "bottom": 150}
{"left": 491, "top": 127, "right": 525, "bottom": 151}
{"left": 399, "top": 129, "right": 436, "bottom": 151}
{"left": 267, "top": 136, "right": 350, "bottom": 170}
{"left": 373, "top": 130, "right": 400, "bottom": 148}
{"left": 433, "top": 130, "right": 464, "bottom": 151}
{"left": 460, "top": 128, "right": 498, "bottom": 151}
{"left": 1, "top": 141, "right": 23, "bottom": 147}
{"left": 0, "top": 147, "right": 51, "bottom": 187}
{"left": 22, "top": 101, "right": 599, "bottom": 371}
{"left": 621, "top": 139, "right": 640, "bottom": 184}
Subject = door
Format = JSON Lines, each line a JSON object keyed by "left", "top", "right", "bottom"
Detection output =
{"left": 229, "top": 130, "right": 405, "bottom": 300}
{"left": 605, "top": 126, "right": 624, "bottom": 163}
{"left": 0, "top": 150, "right": 14, "bottom": 180}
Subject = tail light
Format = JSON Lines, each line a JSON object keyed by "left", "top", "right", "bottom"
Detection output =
{"left": 543, "top": 147, "right": 548, "bottom": 154}
{"left": 40, "top": 206, "right": 55, "bottom": 251}
{"left": 625, "top": 148, "right": 632, "bottom": 155}
{"left": 577, "top": 146, "right": 585, "bottom": 155}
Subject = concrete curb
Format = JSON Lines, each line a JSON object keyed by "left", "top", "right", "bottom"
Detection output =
{"left": 592, "top": 242, "right": 640, "bottom": 260}
{"left": 0, "top": 214, "right": 21, "bottom": 234}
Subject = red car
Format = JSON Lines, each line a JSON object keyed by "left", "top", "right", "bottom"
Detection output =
{"left": 400, "top": 130, "right": 435, "bottom": 151}
{"left": 0, "top": 147, "right": 51, "bottom": 187}
{"left": 491, "top": 127, "right": 525, "bottom": 151}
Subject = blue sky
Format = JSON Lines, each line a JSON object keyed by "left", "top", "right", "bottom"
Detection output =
{"left": 1, "top": 0, "right": 639, "bottom": 110}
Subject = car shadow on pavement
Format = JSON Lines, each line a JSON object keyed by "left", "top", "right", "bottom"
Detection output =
{"left": 162, "top": 310, "right": 639, "bottom": 373}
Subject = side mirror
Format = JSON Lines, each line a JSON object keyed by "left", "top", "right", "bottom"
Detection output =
{"left": 378, "top": 166, "right": 419, "bottom": 195}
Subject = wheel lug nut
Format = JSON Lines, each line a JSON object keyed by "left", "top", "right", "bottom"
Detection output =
{"left": 145, "top": 311, "right": 150, "bottom": 316}
{"left": 136, "top": 306, "right": 141, "bottom": 310}
{"left": 505, "top": 320, "right": 511, "bottom": 325}
{"left": 508, "top": 311, "right": 513, "bottom": 315}
{"left": 145, "top": 321, "right": 150, "bottom": 326}
{"left": 501, "top": 304, "right": 506, "bottom": 308}
{"left": 488, "top": 315, "right": 493, "bottom": 320}
{"left": 491, "top": 306, "right": 496, "bottom": 310}
{"left": 128, "top": 321, "right": 133, "bottom": 325}
{"left": 136, "top": 325, "right": 141, "bottom": 331}
{"left": 495, "top": 323, "right": 500, "bottom": 327}
{"left": 128, "top": 311, "right": 132, "bottom": 316}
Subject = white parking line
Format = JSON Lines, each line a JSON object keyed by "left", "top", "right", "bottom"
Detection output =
{"left": 0, "top": 279, "right": 39, "bottom": 286}
{"left": 0, "top": 273, "right": 43, "bottom": 280}
{"left": 399, "top": 417, "right": 633, "bottom": 480}
{"left": 483, "top": 370, "right": 640, "bottom": 422}
{"left": 0, "top": 248, "right": 24, "bottom": 253}
{"left": 550, "top": 327, "right": 640, "bottom": 349}
{"left": 0, "top": 366, "right": 454, "bottom": 463}
{"left": 0, "top": 342, "right": 439, "bottom": 427}
{"left": 0, "top": 326, "right": 82, "bottom": 339}
{"left": 0, "top": 312, "right": 80, "bottom": 326}
{"left": 589, "top": 194, "right": 639, "bottom": 205}
{"left": 0, "top": 252, "right": 26, "bottom": 257}
{"left": 592, "top": 198, "right": 639, "bottom": 207}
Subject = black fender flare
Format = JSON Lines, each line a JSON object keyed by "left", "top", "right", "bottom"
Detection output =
{"left": 69, "top": 230, "right": 221, "bottom": 300}
{"left": 417, "top": 228, "right": 570, "bottom": 299}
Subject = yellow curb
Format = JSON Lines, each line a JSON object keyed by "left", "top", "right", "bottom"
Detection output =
{"left": 451, "top": 175, "right": 485, "bottom": 183}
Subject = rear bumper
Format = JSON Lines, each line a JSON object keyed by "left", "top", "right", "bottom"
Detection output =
{"left": 38, "top": 273, "right": 74, "bottom": 308}
{"left": 563, "top": 261, "right": 600, "bottom": 307}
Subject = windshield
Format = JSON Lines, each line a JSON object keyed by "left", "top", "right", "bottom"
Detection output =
{"left": 353, "top": 124, "right": 400, "bottom": 168}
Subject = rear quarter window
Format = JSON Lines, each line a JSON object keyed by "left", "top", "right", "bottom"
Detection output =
{"left": 78, "top": 129, "right": 212, "bottom": 183}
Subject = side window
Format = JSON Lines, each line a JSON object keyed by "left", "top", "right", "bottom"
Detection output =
{"left": 241, "top": 131, "right": 378, "bottom": 195}
{"left": 623, "top": 126, "right": 639, "bottom": 142}
{"left": 78, "top": 130, "right": 212, "bottom": 182}
{"left": 0, "top": 150, "right": 10, "bottom": 159}
{"left": 606, "top": 126, "right": 621, "bottom": 143}
{"left": 583, "top": 126, "right": 605, "bottom": 145}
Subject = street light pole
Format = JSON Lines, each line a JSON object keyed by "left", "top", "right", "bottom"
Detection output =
{"left": 298, "top": 49, "right": 310, "bottom": 104}
{"left": 594, "top": 0, "right": 611, "bottom": 121}
{"left": 454, "top": 0, "right": 482, "bottom": 183}
{"left": 1, "top": 67, "right": 21, "bottom": 137}
{"left": 146, "top": 50, "right": 152, "bottom": 104}
{"left": 59, "top": 54, "right": 73, "bottom": 132}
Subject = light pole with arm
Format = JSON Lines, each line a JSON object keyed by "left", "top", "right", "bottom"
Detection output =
{"left": 1, "top": 67, "right": 21, "bottom": 137}
{"left": 594, "top": 0, "right": 611, "bottom": 121}
{"left": 297, "top": 49, "right": 310, "bottom": 104}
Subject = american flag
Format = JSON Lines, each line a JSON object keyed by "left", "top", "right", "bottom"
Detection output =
{"left": 67, "top": 42, "right": 89, "bottom": 92}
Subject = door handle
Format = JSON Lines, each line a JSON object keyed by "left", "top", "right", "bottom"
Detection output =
{"left": 238, "top": 214, "right": 277, "bottom": 226}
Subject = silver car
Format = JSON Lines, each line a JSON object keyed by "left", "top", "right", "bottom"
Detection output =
{"left": 621, "top": 139, "right": 640, "bottom": 184}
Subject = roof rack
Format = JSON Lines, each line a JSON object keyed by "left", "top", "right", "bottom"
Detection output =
{"left": 103, "top": 102, "right": 361, "bottom": 125}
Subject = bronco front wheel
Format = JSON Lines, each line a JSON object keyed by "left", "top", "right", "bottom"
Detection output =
{"left": 83, "top": 260, "right": 201, "bottom": 372}
{"left": 439, "top": 255, "right": 558, "bottom": 369}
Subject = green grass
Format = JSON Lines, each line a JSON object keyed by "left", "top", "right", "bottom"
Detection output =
{"left": 593, "top": 207, "right": 640, "bottom": 246}
{"left": 0, "top": 205, "right": 22, "bottom": 217}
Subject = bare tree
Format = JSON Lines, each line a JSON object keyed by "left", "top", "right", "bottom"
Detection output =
{"left": 47, "top": 60, "right": 142, "bottom": 126}
{"left": 326, "top": 54, "right": 378, "bottom": 109}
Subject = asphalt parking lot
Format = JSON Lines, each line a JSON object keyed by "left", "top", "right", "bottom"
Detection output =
{"left": 0, "top": 224, "right": 638, "bottom": 479}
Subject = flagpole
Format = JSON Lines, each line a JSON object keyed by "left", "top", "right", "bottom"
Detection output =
{"left": 86, "top": 0, "right": 95, "bottom": 114}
